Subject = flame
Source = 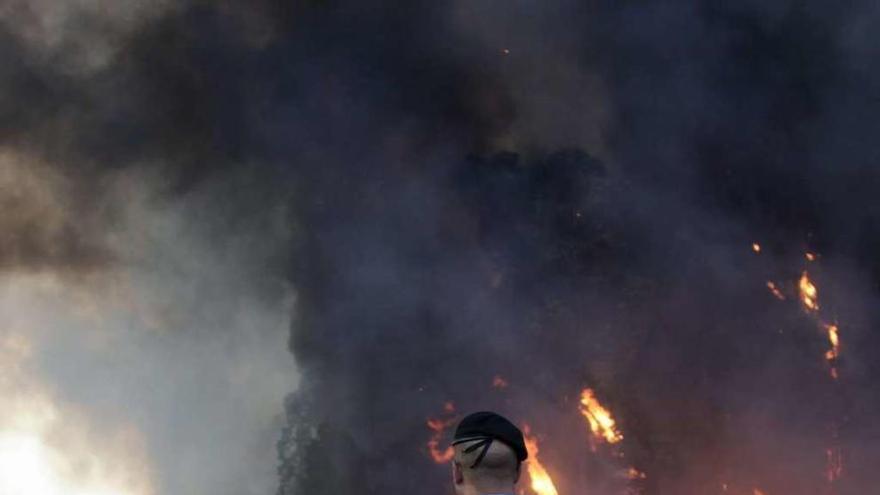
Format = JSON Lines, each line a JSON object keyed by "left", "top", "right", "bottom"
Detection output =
{"left": 824, "top": 324, "right": 839, "bottom": 360}
{"left": 426, "top": 402, "right": 456, "bottom": 464}
{"left": 824, "top": 323, "right": 840, "bottom": 380}
{"left": 805, "top": 252, "right": 816, "bottom": 261}
{"left": 578, "top": 388, "right": 623, "bottom": 444}
{"left": 798, "top": 271, "right": 819, "bottom": 312}
{"left": 765, "top": 281, "right": 786, "bottom": 300}
{"left": 426, "top": 417, "right": 456, "bottom": 463}
{"left": 752, "top": 243, "right": 762, "bottom": 253}
{"left": 522, "top": 426, "right": 559, "bottom": 495}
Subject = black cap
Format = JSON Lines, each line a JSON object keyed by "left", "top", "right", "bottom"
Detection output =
{"left": 452, "top": 411, "right": 528, "bottom": 467}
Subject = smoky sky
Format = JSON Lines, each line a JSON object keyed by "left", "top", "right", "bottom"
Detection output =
{"left": 2, "top": 1, "right": 880, "bottom": 495}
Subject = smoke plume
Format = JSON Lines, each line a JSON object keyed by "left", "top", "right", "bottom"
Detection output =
{"left": 1, "top": 1, "right": 879, "bottom": 495}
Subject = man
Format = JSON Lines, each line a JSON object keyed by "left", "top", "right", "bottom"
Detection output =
{"left": 450, "top": 411, "right": 528, "bottom": 495}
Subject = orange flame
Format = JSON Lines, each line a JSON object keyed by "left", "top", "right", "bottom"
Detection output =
{"left": 426, "top": 417, "right": 455, "bottom": 463}
{"left": 522, "top": 426, "right": 559, "bottom": 495}
{"left": 578, "top": 388, "right": 623, "bottom": 444}
{"left": 752, "top": 243, "right": 762, "bottom": 253}
{"left": 825, "top": 323, "right": 841, "bottom": 379}
{"left": 798, "top": 271, "right": 819, "bottom": 312}
{"left": 824, "top": 324, "right": 840, "bottom": 360}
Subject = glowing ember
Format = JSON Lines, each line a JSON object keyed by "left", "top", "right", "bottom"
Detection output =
{"left": 752, "top": 243, "right": 762, "bottom": 253}
{"left": 824, "top": 323, "right": 841, "bottom": 380}
{"left": 579, "top": 388, "right": 623, "bottom": 445}
{"left": 426, "top": 403, "right": 457, "bottom": 464}
{"left": 824, "top": 324, "right": 840, "bottom": 360}
{"left": 753, "top": 489, "right": 766, "bottom": 495}
{"left": 492, "top": 375, "right": 509, "bottom": 388}
{"left": 798, "top": 271, "right": 819, "bottom": 312}
{"left": 805, "top": 252, "right": 816, "bottom": 261}
{"left": 522, "top": 425, "right": 559, "bottom": 495}
{"left": 626, "top": 467, "right": 647, "bottom": 480}
{"left": 765, "top": 281, "right": 786, "bottom": 300}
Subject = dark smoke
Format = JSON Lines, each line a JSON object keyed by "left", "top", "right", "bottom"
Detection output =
{"left": 2, "top": 1, "right": 879, "bottom": 494}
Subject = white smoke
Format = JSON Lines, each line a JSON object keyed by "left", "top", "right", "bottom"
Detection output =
{"left": 0, "top": 153, "right": 298, "bottom": 495}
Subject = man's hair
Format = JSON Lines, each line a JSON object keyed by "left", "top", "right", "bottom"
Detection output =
{"left": 454, "top": 439, "right": 520, "bottom": 491}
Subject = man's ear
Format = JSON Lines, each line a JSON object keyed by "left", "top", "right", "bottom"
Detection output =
{"left": 452, "top": 461, "right": 464, "bottom": 485}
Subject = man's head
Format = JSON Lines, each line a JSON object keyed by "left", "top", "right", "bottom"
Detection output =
{"left": 450, "top": 412, "right": 528, "bottom": 495}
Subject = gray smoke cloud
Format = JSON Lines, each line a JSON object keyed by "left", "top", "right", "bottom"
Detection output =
{"left": 2, "top": 1, "right": 880, "bottom": 495}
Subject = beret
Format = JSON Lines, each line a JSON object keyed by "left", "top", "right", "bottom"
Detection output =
{"left": 452, "top": 411, "right": 528, "bottom": 467}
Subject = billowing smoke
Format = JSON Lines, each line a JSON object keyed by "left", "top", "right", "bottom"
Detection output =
{"left": 1, "top": 1, "right": 879, "bottom": 495}
{"left": 0, "top": 3, "right": 296, "bottom": 494}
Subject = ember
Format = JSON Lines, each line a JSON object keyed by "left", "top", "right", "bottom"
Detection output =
{"left": 765, "top": 281, "right": 786, "bottom": 300}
